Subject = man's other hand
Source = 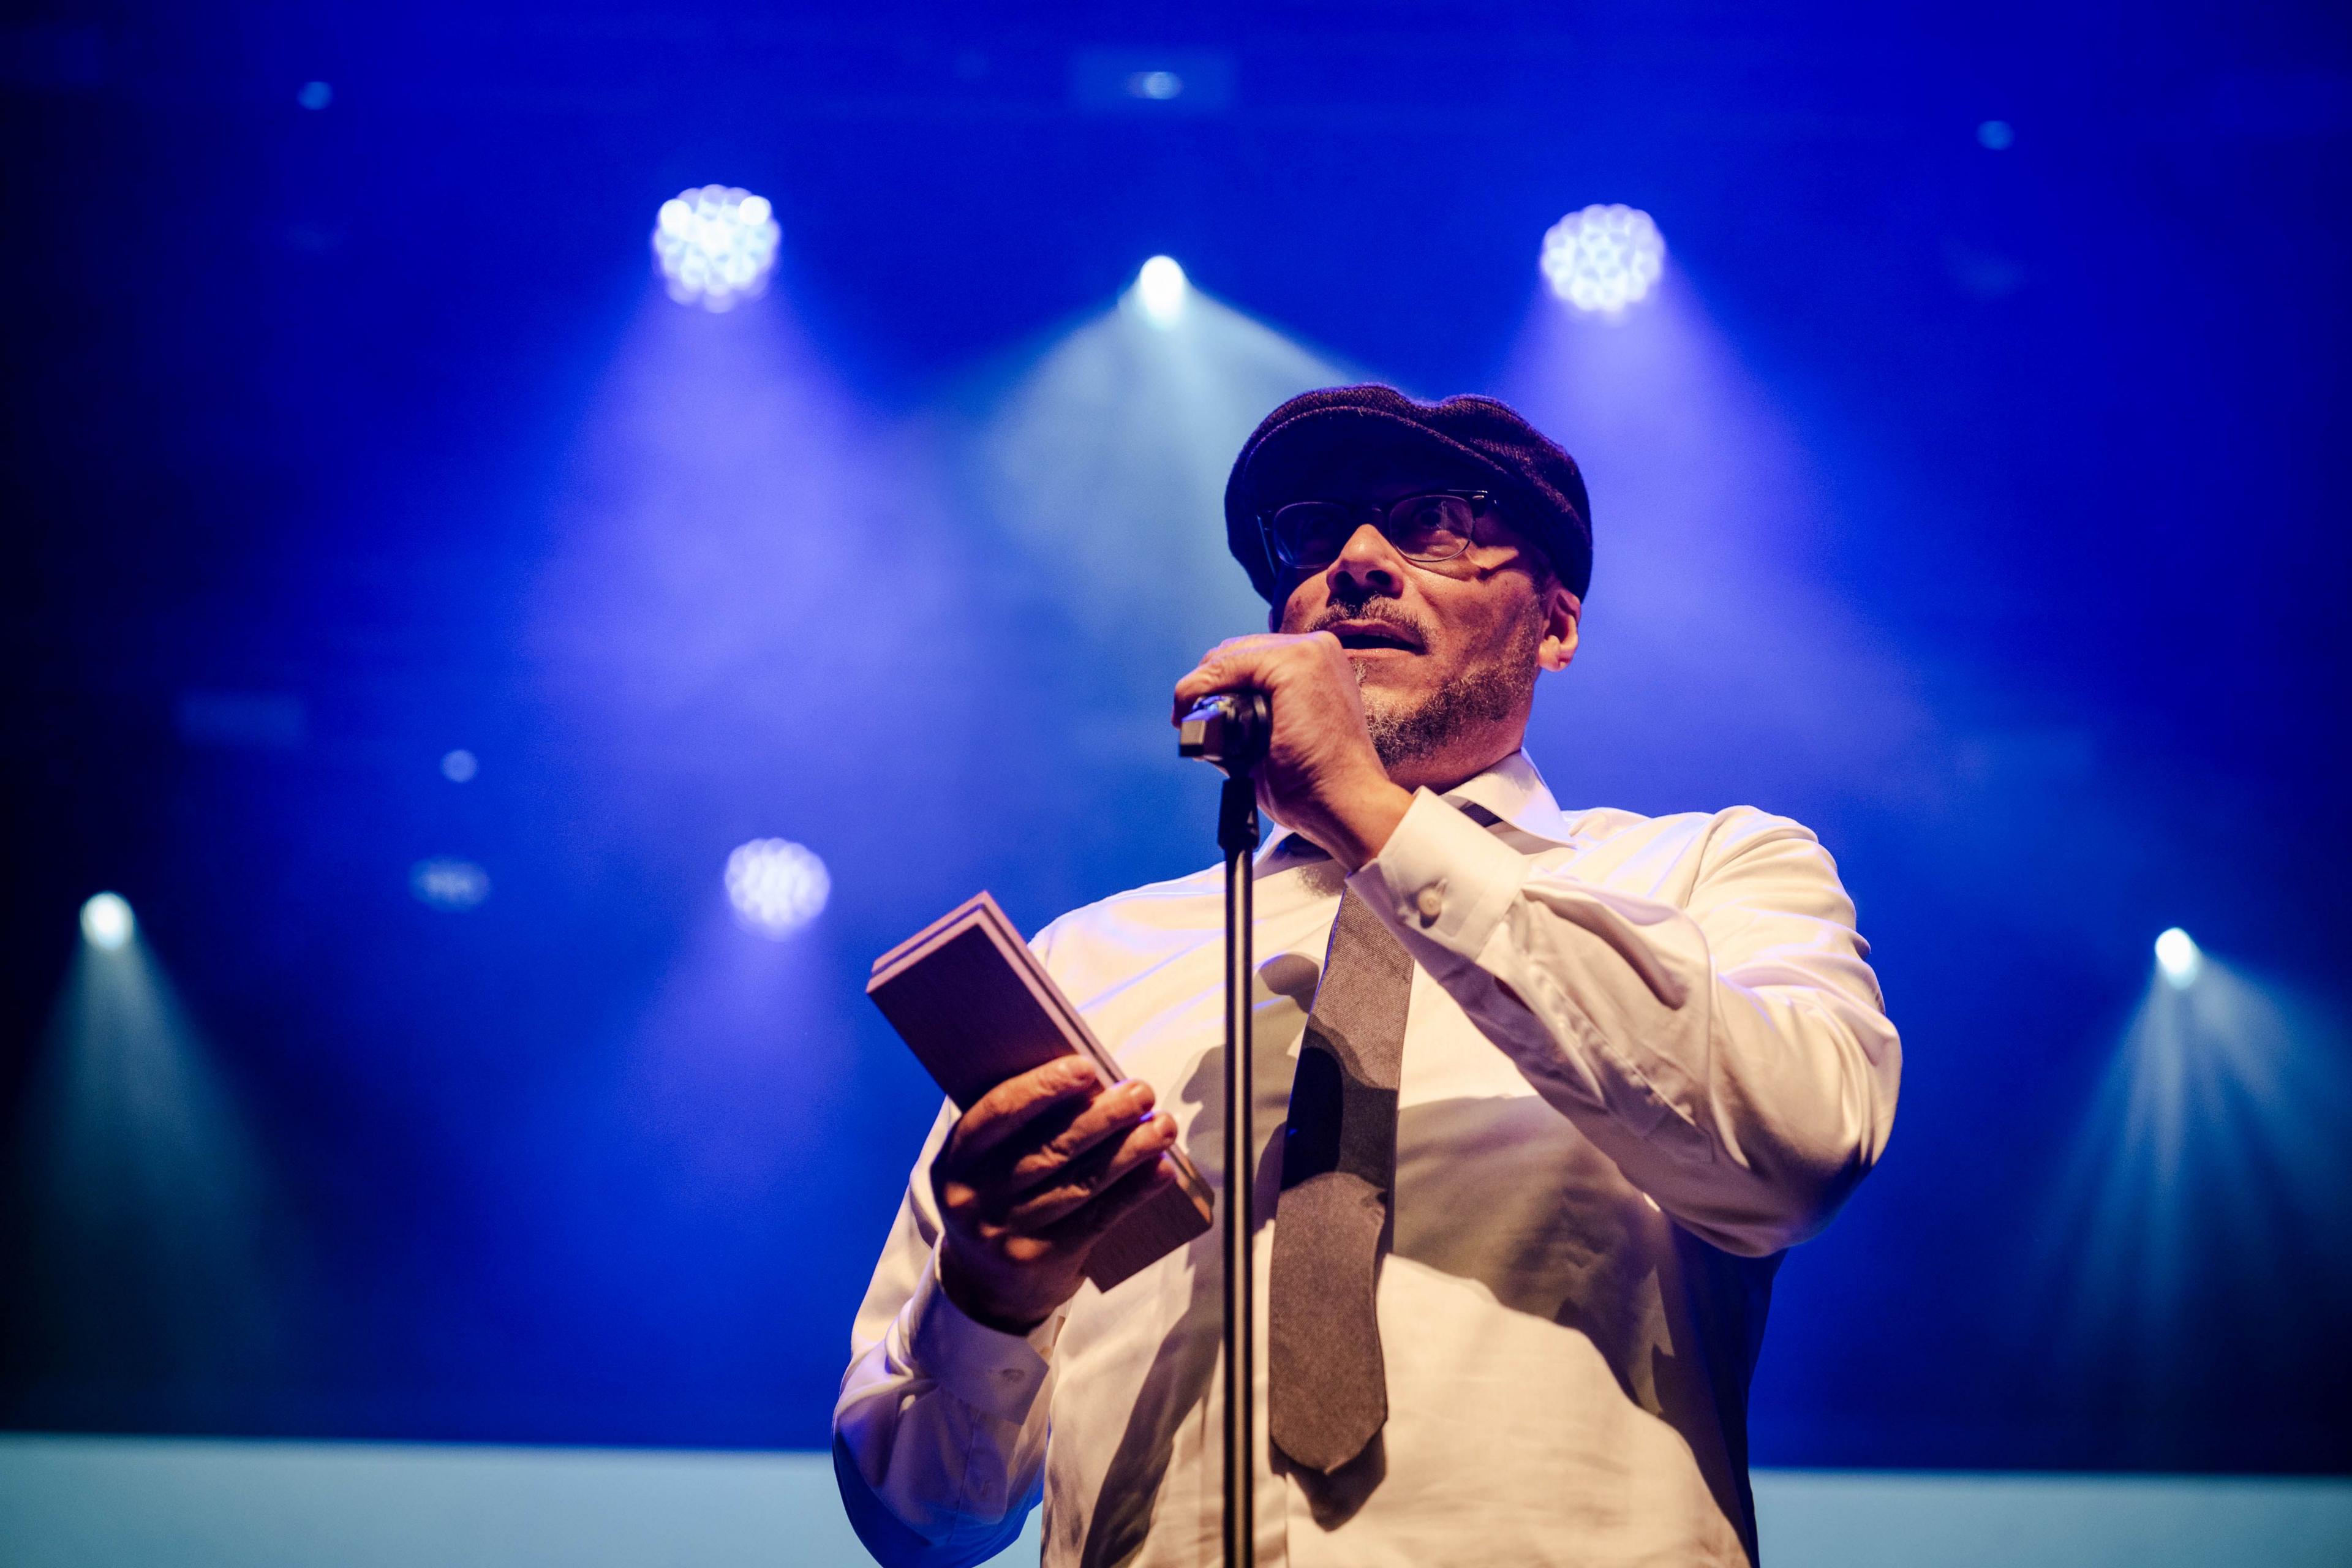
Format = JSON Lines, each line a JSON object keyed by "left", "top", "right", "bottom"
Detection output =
{"left": 1171, "top": 630, "right": 1412, "bottom": 871}
{"left": 932, "top": 1057, "right": 1180, "bottom": 1333}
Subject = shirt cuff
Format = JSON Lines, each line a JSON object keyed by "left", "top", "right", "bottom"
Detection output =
{"left": 899, "top": 1248, "right": 1063, "bottom": 1427}
{"left": 1348, "top": 787, "right": 1526, "bottom": 961}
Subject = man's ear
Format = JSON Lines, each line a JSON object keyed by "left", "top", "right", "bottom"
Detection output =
{"left": 1537, "top": 584, "right": 1581, "bottom": 673}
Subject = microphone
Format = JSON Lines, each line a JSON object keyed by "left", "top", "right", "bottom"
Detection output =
{"left": 1178, "top": 690, "right": 1271, "bottom": 776}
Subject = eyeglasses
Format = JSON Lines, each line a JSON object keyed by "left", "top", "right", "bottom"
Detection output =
{"left": 1259, "top": 489, "right": 1495, "bottom": 575}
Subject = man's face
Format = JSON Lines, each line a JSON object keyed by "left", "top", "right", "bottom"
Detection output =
{"left": 1267, "top": 452, "right": 1580, "bottom": 786}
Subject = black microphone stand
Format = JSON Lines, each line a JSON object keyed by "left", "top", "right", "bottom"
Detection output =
{"left": 1177, "top": 691, "right": 1270, "bottom": 1568}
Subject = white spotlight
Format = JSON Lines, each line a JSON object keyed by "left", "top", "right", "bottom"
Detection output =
{"left": 1135, "top": 255, "right": 1188, "bottom": 326}
{"left": 2155, "top": 927, "right": 2203, "bottom": 988}
{"left": 1540, "top": 204, "right": 1667, "bottom": 315}
{"left": 651, "top": 186, "right": 781, "bottom": 312}
{"left": 80, "top": 892, "right": 134, "bottom": 951}
{"left": 725, "top": 838, "right": 831, "bottom": 938}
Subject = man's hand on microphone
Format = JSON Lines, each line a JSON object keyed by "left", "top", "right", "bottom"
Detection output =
{"left": 932, "top": 1058, "right": 1180, "bottom": 1334}
{"left": 1170, "top": 631, "right": 1413, "bottom": 872}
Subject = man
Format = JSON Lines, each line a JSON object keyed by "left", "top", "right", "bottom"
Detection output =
{"left": 834, "top": 385, "right": 1901, "bottom": 1567}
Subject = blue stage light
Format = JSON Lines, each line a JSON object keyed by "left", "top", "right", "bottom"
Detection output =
{"left": 411, "top": 858, "right": 491, "bottom": 911}
{"left": 2155, "top": 927, "right": 2202, "bottom": 988}
{"left": 296, "top": 81, "right": 332, "bottom": 111}
{"left": 1540, "top": 205, "right": 1667, "bottom": 315}
{"left": 80, "top": 892, "right": 134, "bottom": 951}
{"left": 1977, "top": 119, "right": 2015, "bottom": 150}
{"left": 725, "top": 839, "right": 830, "bottom": 938}
{"left": 1135, "top": 255, "right": 1188, "bottom": 327}
{"left": 651, "top": 186, "right": 780, "bottom": 312}
{"left": 440, "top": 748, "right": 478, "bottom": 783}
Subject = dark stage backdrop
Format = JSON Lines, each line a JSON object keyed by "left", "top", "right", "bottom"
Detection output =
{"left": 4, "top": 0, "right": 2349, "bottom": 1473}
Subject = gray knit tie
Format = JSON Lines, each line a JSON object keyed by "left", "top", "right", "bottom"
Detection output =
{"left": 1266, "top": 888, "right": 1412, "bottom": 1474}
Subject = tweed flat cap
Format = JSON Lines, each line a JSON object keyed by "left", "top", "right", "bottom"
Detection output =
{"left": 1223, "top": 384, "right": 1593, "bottom": 602}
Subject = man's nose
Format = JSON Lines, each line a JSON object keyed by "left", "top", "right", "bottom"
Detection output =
{"left": 1327, "top": 521, "right": 1406, "bottom": 598}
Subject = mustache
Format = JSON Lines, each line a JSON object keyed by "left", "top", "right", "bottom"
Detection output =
{"left": 1305, "top": 598, "right": 1432, "bottom": 646}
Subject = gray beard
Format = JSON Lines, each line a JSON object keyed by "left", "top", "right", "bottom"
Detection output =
{"left": 1356, "top": 607, "right": 1544, "bottom": 769}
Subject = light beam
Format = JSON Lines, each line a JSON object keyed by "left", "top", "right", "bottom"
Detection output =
{"left": 2024, "top": 951, "right": 2352, "bottom": 1394}
{"left": 17, "top": 917, "right": 282, "bottom": 1387}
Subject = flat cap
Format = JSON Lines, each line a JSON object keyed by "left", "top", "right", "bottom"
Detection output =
{"left": 1223, "top": 384, "right": 1593, "bottom": 603}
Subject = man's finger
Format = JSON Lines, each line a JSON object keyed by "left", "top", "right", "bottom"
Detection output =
{"left": 1170, "top": 631, "right": 1350, "bottom": 720}
{"left": 1041, "top": 1140, "right": 1180, "bottom": 1246}
{"left": 946, "top": 1057, "right": 1103, "bottom": 1167}
{"left": 1172, "top": 640, "right": 1287, "bottom": 719}
{"left": 999, "top": 1079, "right": 1156, "bottom": 1196}
{"left": 1003, "top": 1111, "right": 1176, "bottom": 1230}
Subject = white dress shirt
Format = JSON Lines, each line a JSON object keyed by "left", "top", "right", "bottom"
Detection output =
{"left": 834, "top": 753, "right": 1900, "bottom": 1567}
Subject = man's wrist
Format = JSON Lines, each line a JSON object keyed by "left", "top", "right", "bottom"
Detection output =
{"left": 1327, "top": 780, "right": 1415, "bottom": 873}
{"left": 908, "top": 1245, "right": 1061, "bottom": 1425}
{"left": 937, "top": 1240, "right": 1061, "bottom": 1336}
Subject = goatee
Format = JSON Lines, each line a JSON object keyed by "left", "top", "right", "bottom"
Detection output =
{"left": 1356, "top": 602, "right": 1544, "bottom": 767}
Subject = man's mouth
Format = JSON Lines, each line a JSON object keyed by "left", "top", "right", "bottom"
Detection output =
{"left": 1324, "top": 618, "right": 1425, "bottom": 654}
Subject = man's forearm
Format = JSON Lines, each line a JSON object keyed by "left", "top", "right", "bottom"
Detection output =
{"left": 836, "top": 1175, "right": 1057, "bottom": 1566}
{"left": 1349, "top": 792, "right": 1901, "bottom": 1254}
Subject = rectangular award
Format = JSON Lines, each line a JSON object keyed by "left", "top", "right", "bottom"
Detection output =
{"left": 867, "top": 892, "right": 1215, "bottom": 1290}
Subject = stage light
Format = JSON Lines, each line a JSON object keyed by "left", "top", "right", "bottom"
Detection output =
{"left": 1136, "top": 255, "right": 1188, "bottom": 327}
{"left": 411, "top": 858, "right": 491, "bottom": 911}
{"left": 1540, "top": 205, "right": 1667, "bottom": 315}
{"left": 80, "top": 892, "right": 134, "bottom": 951}
{"left": 725, "top": 838, "right": 830, "bottom": 938}
{"left": 651, "top": 186, "right": 780, "bottom": 312}
{"left": 2155, "top": 927, "right": 2203, "bottom": 988}
{"left": 1977, "top": 119, "right": 2015, "bottom": 150}
{"left": 440, "top": 748, "right": 478, "bottom": 783}
{"left": 1128, "top": 70, "right": 1183, "bottom": 101}
{"left": 297, "top": 81, "right": 332, "bottom": 111}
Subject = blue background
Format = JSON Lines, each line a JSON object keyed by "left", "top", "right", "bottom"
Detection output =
{"left": 3, "top": 0, "right": 2347, "bottom": 1474}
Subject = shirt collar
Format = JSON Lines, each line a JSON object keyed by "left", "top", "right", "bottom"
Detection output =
{"left": 1259, "top": 748, "right": 1585, "bottom": 866}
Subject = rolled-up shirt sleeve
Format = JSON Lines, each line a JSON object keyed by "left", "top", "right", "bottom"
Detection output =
{"left": 1349, "top": 789, "right": 1901, "bottom": 1257}
{"left": 832, "top": 1106, "right": 1058, "bottom": 1568}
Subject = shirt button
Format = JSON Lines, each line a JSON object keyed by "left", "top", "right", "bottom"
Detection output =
{"left": 1414, "top": 886, "right": 1444, "bottom": 924}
